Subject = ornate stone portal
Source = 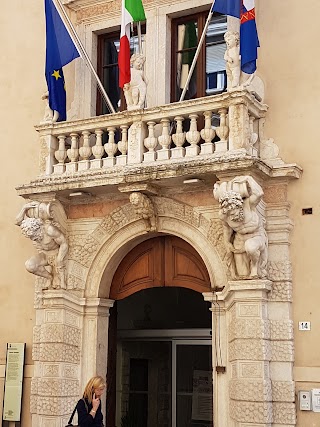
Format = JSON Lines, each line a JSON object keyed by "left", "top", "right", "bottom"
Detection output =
{"left": 15, "top": 187, "right": 296, "bottom": 427}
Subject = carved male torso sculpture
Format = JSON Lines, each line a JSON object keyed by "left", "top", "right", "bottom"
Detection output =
{"left": 214, "top": 176, "right": 268, "bottom": 279}
{"left": 16, "top": 201, "right": 68, "bottom": 289}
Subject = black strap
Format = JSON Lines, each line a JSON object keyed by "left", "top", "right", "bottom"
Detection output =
{"left": 67, "top": 403, "right": 77, "bottom": 426}
{"left": 67, "top": 398, "right": 88, "bottom": 425}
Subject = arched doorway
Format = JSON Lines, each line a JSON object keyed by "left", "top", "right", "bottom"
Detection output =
{"left": 107, "top": 236, "right": 213, "bottom": 427}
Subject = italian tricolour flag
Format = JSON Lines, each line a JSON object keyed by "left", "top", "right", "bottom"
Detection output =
{"left": 119, "top": 0, "right": 146, "bottom": 88}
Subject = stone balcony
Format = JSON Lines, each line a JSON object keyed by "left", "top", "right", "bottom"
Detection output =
{"left": 16, "top": 89, "right": 301, "bottom": 199}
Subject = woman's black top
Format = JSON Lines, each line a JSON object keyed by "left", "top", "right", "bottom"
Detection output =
{"left": 76, "top": 398, "right": 103, "bottom": 427}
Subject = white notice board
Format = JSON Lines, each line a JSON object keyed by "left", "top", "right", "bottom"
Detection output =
{"left": 2, "top": 343, "right": 25, "bottom": 422}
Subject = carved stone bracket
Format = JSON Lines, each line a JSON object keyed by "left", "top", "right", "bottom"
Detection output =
{"left": 129, "top": 192, "right": 157, "bottom": 232}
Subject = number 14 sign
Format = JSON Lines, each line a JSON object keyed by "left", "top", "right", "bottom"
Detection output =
{"left": 299, "top": 322, "right": 311, "bottom": 331}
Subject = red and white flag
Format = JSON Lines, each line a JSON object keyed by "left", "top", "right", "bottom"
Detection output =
{"left": 118, "top": 0, "right": 146, "bottom": 88}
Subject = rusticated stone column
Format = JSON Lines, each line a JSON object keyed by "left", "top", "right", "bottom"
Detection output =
{"left": 31, "top": 290, "right": 113, "bottom": 427}
{"left": 265, "top": 186, "right": 296, "bottom": 427}
{"left": 221, "top": 279, "right": 273, "bottom": 427}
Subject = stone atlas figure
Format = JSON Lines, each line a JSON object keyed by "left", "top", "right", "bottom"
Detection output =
{"left": 213, "top": 175, "right": 268, "bottom": 279}
{"left": 15, "top": 201, "right": 68, "bottom": 289}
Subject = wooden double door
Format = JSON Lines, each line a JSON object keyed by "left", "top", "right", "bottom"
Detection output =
{"left": 110, "top": 235, "right": 211, "bottom": 300}
{"left": 107, "top": 236, "right": 212, "bottom": 426}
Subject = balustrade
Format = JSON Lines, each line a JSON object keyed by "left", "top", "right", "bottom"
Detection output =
{"left": 37, "top": 90, "right": 268, "bottom": 176}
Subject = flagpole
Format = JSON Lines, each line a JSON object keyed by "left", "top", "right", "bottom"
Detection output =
{"left": 53, "top": 0, "right": 116, "bottom": 114}
{"left": 179, "top": 0, "right": 216, "bottom": 102}
{"left": 137, "top": 22, "right": 142, "bottom": 54}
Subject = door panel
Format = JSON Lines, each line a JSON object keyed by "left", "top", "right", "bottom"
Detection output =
{"left": 120, "top": 339, "right": 212, "bottom": 427}
{"left": 175, "top": 344, "right": 213, "bottom": 427}
{"left": 110, "top": 236, "right": 211, "bottom": 299}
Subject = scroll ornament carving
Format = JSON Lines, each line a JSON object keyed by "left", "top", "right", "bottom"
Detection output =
{"left": 259, "top": 118, "right": 283, "bottom": 164}
{"left": 213, "top": 176, "right": 268, "bottom": 279}
{"left": 15, "top": 201, "right": 68, "bottom": 290}
{"left": 129, "top": 192, "right": 157, "bottom": 232}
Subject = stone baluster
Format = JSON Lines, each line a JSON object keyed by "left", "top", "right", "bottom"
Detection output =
{"left": 144, "top": 121, "right": 158, "bottom": 162}
{"left": 200, "top": 111, "right": 216, "bottom": 155}
{"left": 171, "top": 116, "right": 186, "bottom": 159}
{"left": 103, "top": 127, "right": 117, "bottom": 167}
{"left": 91, "top": 129, "right": 104, "bottom": 169}
{"left": 185, "top": 114, "right": 201, "bottom": 157}
{"left": 66, "top": 133, "right": 79, "bottom": 173}
{"left": 157, "top": 118, "right": 171, "bottom": 160}
{"left": 78, "top": 130, "right": 92, "bottom": 171}
{"left": 53, "top": 135, "right": 67, "bottom": 174}
{"left": 117, "top": 125, "right": 129, "bottom": 166}
{"left": 215, "top": 108, "right": 229, "bottom": 154}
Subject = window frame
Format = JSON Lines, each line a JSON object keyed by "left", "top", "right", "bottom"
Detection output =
{"left": 171, "top": 11, "right": 226, "bottom": 103}
{"left": 96, "top": 25, "right": 147, "bottom": 116}
{"left": 96, "top": 30, "right": 122, "bottom": 116}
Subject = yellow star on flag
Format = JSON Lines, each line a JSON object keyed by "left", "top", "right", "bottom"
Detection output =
{"left": 52, "top": 70, "right": 62, "bottom": 80}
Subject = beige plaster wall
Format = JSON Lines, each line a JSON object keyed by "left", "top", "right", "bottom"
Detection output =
{"left": 257, "top": 0, "right": 320, "bottom": 421}
{"left": 0, "top": 2, "right": 46, "bottom": 425}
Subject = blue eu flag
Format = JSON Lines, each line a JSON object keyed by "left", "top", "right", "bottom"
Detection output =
{"left": 45, "top": 0, "right": 80, "bottom": 121}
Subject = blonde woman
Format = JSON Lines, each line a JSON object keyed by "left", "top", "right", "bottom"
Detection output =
{"left": 76, "top": 376, "right": 106, "bottom": 427}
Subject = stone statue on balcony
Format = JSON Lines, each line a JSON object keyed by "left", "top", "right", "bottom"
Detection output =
{"left": 15, "top": 201, "right": 68, "bottom": 289}
{"left": 213, "top": 176, "right": 268, "bottom": 279}
{"left": 41, "top": 91, "right": 59, "bottom": 124}
{"left": 224, "top": 31, "right": 241, "bottom": 89}
{"left": 130, "top": 192, "right": 157, "bottom": 232}
{"left": 123, "top": 54, "right": 147, "bottom": 111}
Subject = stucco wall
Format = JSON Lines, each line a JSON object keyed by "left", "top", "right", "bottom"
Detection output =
{"left": 258, "top": 0, "right": 320, "bottom": 404}
{"left": 0, "top": 2, "right": 45, "bottom": 425}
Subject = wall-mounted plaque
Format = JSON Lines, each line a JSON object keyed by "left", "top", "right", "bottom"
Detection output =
{"left": 2, "top": 343, "right": 25, "bottom": 422}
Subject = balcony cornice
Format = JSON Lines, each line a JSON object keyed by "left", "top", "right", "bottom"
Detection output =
{"left": 16, "top": 154, "right": 302, "bottom": 199}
